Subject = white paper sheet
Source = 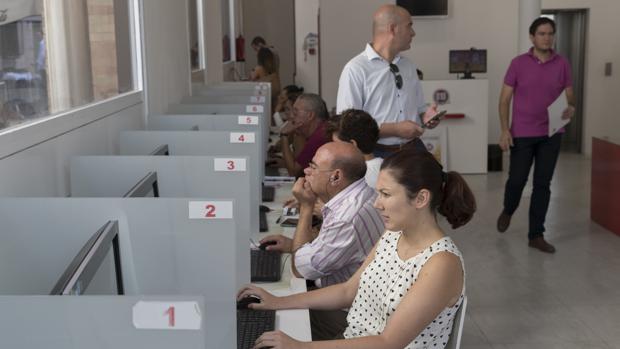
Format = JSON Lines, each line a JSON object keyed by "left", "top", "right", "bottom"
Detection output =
{"left": 548, "top": 96, "right": 570, "bottom": 137}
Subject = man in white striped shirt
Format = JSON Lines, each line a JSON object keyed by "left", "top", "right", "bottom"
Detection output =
{"left": 260, "top": 141, "right": 384, "bottom": 339}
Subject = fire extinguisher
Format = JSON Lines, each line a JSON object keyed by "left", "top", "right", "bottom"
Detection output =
{"left": 236, "top": 35, "right": 245, "bottom": 61}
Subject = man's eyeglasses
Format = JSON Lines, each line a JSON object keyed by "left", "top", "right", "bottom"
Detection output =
{"left": 389, "top": 63, "right": 403, "bottom": 90}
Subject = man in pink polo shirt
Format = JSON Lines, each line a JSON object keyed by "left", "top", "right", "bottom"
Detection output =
{"left": 496, "top": 17, "right": 575, "bottom": 253}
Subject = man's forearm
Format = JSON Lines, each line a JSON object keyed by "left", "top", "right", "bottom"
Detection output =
{"left": 280, "top": 136, "right": 298, "bottom": 176}
{"left": 379, "top": 122, "right": 399, "bottom": 138}
{"left": 290, "top": 204, "right": 316, "bottom": 277}
{"left": 499, "top": 101, "right": 510, "bottom": 132}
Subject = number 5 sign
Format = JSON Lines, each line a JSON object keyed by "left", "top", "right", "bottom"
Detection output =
{"left": 132, "top": 301, "right": 202, "bottom": 330}
{"left": 189, "top": 201, "right": 233, "bottom": 219}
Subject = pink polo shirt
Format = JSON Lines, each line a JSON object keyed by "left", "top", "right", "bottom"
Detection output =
{"left": 504, "top": 48, "right": 573, "bottom": 137}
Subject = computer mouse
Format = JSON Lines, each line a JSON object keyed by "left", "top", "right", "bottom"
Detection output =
{"left": 259, "top": 205, "right": 271, "bottom": 213}
{"left": 259, "top": 240, "right": 277, "bottom": 250}
{"left": 237, "top": 295, "right": 261, "bottom": 309}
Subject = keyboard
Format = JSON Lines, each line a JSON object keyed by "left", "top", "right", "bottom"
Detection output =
{"left": 259, "top": 210, "right": 268, "bottom": 232}
{"left": 237, "top": 309, "right": 276, "bottom": 349}
{"left": 251, "top": 249, "right": 281, "bottom": 282}
{"left": 262, "top": 185, "right": 275, "bottom": 202}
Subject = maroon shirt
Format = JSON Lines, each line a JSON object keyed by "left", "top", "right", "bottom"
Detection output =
{"left": 295, "top": 121, "right": 328, "bottom": 169}
{"left": 504, "top": 48, "right": 572, "bottom": 137}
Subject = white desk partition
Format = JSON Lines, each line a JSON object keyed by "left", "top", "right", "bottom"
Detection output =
{"left": 167, "top": 103, "right": 269, "bottom": 148}
{"left": 147, "top": 114, "right": 266, "bottom": 178}
{"left": 0, "top": 198, "right": 238, "bottom": 348}
{"left": 118, "top": 130, "right": 261, "bottom": 223}
{"left": 70, "top": 155, "right": 252, "bottom": 289}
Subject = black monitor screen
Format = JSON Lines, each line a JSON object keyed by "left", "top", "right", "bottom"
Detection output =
{"left": 50, "top": 220, "right": 124, "bottom": 296}
{"left": 397, "top": 0, "right": 448, "bottom": 17}
{"left": 449, "top": 49, "right": 487, "bottom": 74}
{"left": 123, "top": 172, "right": 160, "bottom": 198}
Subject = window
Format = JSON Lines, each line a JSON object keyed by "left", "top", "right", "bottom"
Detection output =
{"left": 188, "top": 0, "right": 205, "bottom": 72}
{"left": 0, "top": 0, "right": 139, "bottom": 132}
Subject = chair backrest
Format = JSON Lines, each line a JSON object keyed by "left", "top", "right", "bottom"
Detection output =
{"left": 445, "top": 295, "right": 467, "bottom": 349}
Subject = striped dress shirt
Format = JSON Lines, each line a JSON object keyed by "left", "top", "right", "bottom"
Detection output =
{"left": 294, "top": 178, "right": 384, "bottom": 287}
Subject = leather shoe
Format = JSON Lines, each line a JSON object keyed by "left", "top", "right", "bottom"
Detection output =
{"left": 528, "top": 237, "right": 556, "bottom": 253}
{"left": 497, "top": 212, "right": 511, "bottom": 233}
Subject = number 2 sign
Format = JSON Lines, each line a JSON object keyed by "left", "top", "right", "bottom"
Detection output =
{"left": 188, "top": 201, "right": 233, "bottom": 219}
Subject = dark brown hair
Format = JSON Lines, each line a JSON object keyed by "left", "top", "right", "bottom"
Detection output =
{"left": 326, "top": 109, "right": 379, "bottom": 155}
{"left": 380, "top": 148, "right": 476, "bottom": 228}
{"left": 257, "top": 47, "right": 276, "bottom": 74}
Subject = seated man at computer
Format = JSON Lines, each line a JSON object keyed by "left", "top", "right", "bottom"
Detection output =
{"left": 276, "top": 93, "right": 329, "bottom": 177}
{"left": 260, "top": 142, "right": 384, "bottom": 339}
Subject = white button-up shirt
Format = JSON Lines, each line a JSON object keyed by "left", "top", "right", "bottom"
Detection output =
{"left": 294, "top": 178, "right": 384, "bottom": 287}
{"left": 337, "top": 44, "right": 426, "bottom": 145}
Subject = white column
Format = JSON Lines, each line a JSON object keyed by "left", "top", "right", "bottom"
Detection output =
{"left": 519, "top": 0, "right": 541, "bottom": 53}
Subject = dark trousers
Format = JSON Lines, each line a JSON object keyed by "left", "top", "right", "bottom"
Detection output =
{"left": 503, "top": 134, "right": 562, "bottom": 239}
{"left": 309, "top": 309, "right": 348, "bottom": 341}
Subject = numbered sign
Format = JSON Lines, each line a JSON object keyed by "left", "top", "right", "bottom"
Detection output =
{"left": 189, "top": 201, "right": 233, "bottom": 219}
{"left": 238, "top": 115, "right": 259, "bottom": 125}
{"left": 250, "top": 96, "right": 266, "bottom": 103}
{"left": 230, "top": 132, "right": 256, "bottom": 144}
{"left": 214, "top": 158, "right": 247, "bottom": 172}
{"left": 245, "top": 105, "right": 264, "bottom": 113}
{"left": 132, "top": 301, "right": 202, "bottom": 330}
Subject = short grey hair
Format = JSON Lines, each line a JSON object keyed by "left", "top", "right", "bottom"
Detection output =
{"left": 296, "top": 93, "right": 329, "bottom": 121}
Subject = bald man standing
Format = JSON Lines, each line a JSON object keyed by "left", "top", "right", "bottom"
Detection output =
{"left": 337, "top": 4, "right": 437, "bottom": 158}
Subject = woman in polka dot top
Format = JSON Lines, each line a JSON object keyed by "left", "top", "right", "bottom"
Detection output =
{"left": 238, "top": 149, "right": 476, "bottom": 349}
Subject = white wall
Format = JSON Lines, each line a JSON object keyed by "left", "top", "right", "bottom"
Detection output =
{"left": 241, "top": 0, "right": 296, "bottom": 86}
{"left": 319, "top": 0, "right": 620, "bottom": 155}
{"left": 142, "top": 0, "right": 192, "bottom": 113}
{"left": 295, "top": 0, "right": 320, "bottom": 94}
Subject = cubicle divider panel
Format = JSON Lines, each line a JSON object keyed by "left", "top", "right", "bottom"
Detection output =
{"left": 0, "top": 295, "right": 206, "bottom": 348}
{"left": 118, "top": 130, "right": 261, "bottom": 225}
{"left": 147, "top": 114, "right": 266, "bottom": 179}
{"left": 167, "top": 103, "right": 269, "bottom": 155}
{"left": 70, "top": 155, "right": 252, "bottom": 289}
{"left": 0, "top": 198, "right": 238, "bottom": 349}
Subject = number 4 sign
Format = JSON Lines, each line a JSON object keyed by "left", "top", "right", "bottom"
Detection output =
{"left": 189, "top": 201, "right": 233, "bottom": 219}
{"left": 230, "top": 132, "right": 255, "bottom": 144}
{"left": 132, "top": 301, "right": 202, "bottom": 330}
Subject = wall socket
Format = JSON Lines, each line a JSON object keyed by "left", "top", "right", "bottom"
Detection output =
{"left": 605, "top": 62, "right": 612, "bottom": 76}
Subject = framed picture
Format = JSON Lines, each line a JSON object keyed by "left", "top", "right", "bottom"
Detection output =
{"left": 420, "top": 127, "right": 448, "bottom": 170}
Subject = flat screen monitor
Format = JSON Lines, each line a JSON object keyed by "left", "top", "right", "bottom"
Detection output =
{"left": 449, "top": 49, "right": 487, "bottom": 79}
{"left": 50, "top": 220, "right": 124, "bottom": 295}
{"left": 397, "top": 0, "right": 448, "bottom": 17}
{"left": 150, "top": 144, "right": 170, "bottom": 156}
{"left": 123, "top": 172, "right": 159, "bottom": 198}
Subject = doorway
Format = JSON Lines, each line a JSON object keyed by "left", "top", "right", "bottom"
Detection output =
{"left": 542, "top": 9, "right": 588, "bottom": 153}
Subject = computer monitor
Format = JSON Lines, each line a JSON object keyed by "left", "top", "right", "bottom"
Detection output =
{"left": 149, "top": 144, "right": 170, "bottom": 156}
{"left": 50, "top": 220, "right": 124, "bottom": 295}
{"left": 449, "top": 49, "right": 487, "bottom": 79}
{"left": 123, "top": 172, "right": 160, "bottom": 198}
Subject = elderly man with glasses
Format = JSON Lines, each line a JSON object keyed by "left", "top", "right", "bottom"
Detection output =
{"left": 260, "top": 141, "right": 384, "bottom": 340}
{"left": 337, "top": 4, "right": 438, "bottom": 158}
{"left": 279, "top": 93, "right": 330, "bottom": 177}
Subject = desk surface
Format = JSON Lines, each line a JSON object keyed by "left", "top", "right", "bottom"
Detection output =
{"left": 255, "top": 182, "right": 312, "bottom": 341}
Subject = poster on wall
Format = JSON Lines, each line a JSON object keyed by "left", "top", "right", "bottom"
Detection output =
{"left": 420, "top": 127, "right": 448, "bottom": 170}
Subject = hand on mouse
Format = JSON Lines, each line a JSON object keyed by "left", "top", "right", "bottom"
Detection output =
{"left": 260, "top": 235, "right": 293, "bottom": 253}
{"left": 237, "top": 285, "right": 278, "bottom": 310}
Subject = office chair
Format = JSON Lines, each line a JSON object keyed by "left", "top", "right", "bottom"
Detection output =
{"left": 445, "top": 296, "right": 467, "bottom": 349}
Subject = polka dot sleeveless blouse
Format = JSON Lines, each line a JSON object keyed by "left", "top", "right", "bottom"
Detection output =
{"left": 343, "top": 231, "right": 465, "bottom": 348}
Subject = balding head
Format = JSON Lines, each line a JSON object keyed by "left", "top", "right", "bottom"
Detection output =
{"left": 319, "top": 142, "right": 367, "bottom": 183}
{"left": 373, "top": 4, "right": 409, "bottom": 37}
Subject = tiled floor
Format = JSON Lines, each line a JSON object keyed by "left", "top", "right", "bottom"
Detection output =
{"left": 447, "top": 153, "right": 620, "bottom": 349}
